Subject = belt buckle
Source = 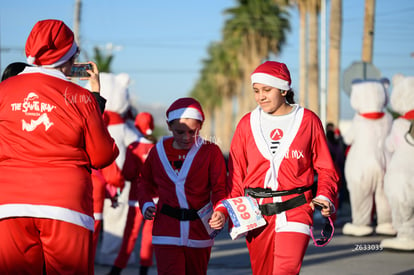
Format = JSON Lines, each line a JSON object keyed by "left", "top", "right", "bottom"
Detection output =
{"left": 180, "top": 210, "right": 187, "bottom": 220}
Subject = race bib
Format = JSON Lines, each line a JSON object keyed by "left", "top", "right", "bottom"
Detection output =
{"left": 223, "top": 196, "right": 266, "bottom": 240}
{"left": 197, "top": 202, "right": 222, "bottom": 239}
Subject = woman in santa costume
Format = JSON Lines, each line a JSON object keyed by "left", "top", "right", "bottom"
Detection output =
{"left": 108, "top": 112, "right": 157, "bottom": 275}
{"left": 226, "top": 61, "right": 338, "bottom": 275}
{"left": 0, "top": 19, "right": 118, "bottom": 275}
{"left": 138, "top": 98, "right": 227, "bottom": 275}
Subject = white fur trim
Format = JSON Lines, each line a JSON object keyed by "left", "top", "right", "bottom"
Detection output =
{"left": 28, "top": 41, "right": 78, "bottom": 68}
{"left": 128, "top": 200, "right": 140, "bottom": 207}
{"left": 276, "top": 221, "right": 311, "bottom": 235}
{"left": 251, "top": 72, "right": 290, "bottom": 90}
{"left": 152, "top": 235, "right": 214, "bottom": 248}
{"left": 27, "top": 56, "right": 36, "bottom": 65}
{"left": 167, "top": 107, "right": 203, "bottom": 122}
{"left": 94, "top": 213, "right": 103, "bottom": 220}
{"left": 0, "top": 203, "right": 94, "bottom": 231}
{"left": 45, "top": 41, "right": 78, "bottom": 68}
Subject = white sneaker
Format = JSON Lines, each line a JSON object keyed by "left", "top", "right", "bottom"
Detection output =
{"left": 375, "top": 223, "right": 397, "bottom": 236}
{"left": 381, "top": 237, "right": 414, "bottom": 251}
{"left": 342, "top": 222, "right": 374, "bottom": 236}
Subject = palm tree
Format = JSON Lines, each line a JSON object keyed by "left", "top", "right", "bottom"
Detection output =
{"left": 93, "top": 47, "right": 113, "bottom": 73}
{"left": 223, "top": 0, "right": 290, "bottom": 118}
{"left": 327, "top": 0, "right": 342, "bottom": 126}
{"left": 191, "top": 41, "right": 241, "bottom": 153}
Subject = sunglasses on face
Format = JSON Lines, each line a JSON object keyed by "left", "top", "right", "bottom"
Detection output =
{"left": 310, "top": 216, "right": 334, "bottom": 247}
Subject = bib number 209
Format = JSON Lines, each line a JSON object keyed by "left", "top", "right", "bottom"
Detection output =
{"left": 231, "top": 198, "right": 251, "bottom": 220}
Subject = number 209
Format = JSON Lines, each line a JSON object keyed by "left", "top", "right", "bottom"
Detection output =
{"left": 231, "top": 198, "right": 251, "bottom": 220}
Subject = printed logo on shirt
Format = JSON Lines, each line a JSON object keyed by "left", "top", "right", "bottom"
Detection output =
{"left": 284, "top": 149, "right": 305, "bottom": 159}
{"left": 269, "top": 128, "right": 283, "bottom": 154}
{"left": 10, "top": 92, "right": 56, "bottom": 131}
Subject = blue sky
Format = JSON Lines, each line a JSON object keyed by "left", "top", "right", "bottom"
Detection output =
{"left": 1, "top": 0, "right": 414, "bottom": 120}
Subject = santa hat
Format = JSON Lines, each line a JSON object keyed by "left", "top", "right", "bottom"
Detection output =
{"left": 166, "top": 97, "right": 204, "bottom": 123}
{"left": 251, "top": 61, "right": 291, "bottom": 91}
{"left": 25, "top": 19, "right": 78, "bottom": 67}
{"left": 135, "top": 112, "right": 155, "bottom": 135}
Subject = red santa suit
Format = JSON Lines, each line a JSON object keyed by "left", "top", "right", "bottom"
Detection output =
{"left": 228, "top": 104, "right": 338, "bottom": 275}
{"left": 112, "top": 130, "right": 155, "bottom": 271}
{"left": 0, "top": 20, "right": 118, "bottom": 275}
{"left": 138, "top": 135, "right": 227, "bottom": 275}
{"left": 92, "top": 72, "right": 141, "bottom": 264}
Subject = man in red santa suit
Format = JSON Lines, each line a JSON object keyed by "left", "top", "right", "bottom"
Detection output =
{"left": 226, "top": 61, "right": 338, "bottom": 275}
{"left": 108, "top": 112, "right": 157, "bottom": 275}
{"left": 138, "top": 98, "right": 228, "bottom": 275}
{"left": 0, "top": 19, "right": 118, "bottom": 275}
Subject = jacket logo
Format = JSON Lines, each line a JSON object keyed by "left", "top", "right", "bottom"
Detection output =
{"left": 270, "top": 128, "right": 283, "bottom": 141}
{"left": 11, "top": 92, "right": 56, "bottom": 132}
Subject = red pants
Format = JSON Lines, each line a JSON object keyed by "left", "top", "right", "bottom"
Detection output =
{"left": 113, "top": 206, "right": 154, "bottom": 268}
{"left": 92, "top": 169, "right": 106, "bottom": 261}
{"left": 154, "top": 244, "right": 211, "bottom": 275}
{"left": 246, "top": 216, "right": 310, "bottom": 275}
{"left": 0, "top": 217, "right": 94, "bottom": 275}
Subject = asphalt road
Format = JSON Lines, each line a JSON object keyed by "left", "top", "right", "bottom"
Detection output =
{"left": 95, "top": 203, "right": 414, "bottom": 275}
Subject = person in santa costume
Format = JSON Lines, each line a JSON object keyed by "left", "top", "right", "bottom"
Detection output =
{"left": 88, "top": 72, "right": 142, "bottom": 264}
{"left": 0, "top": 19, "right": 118, "bottom": 275}
{"left": 108, "top": 112, "right": 157, "bottom": 275}
{"left": 380, "top": 75, "right": 414, "bottom": 251}
{"left": 226, "top": 61, "right": 338, "bottom": 275}
{"left": 138, "top": 98, "right": 227, "bottom": 275}
{"left": 342, "top": 79, "right": 396, "bottom": 237}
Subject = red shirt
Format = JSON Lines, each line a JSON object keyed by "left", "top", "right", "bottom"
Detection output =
{"left": 0, "top": 68, "right": 118, "bottom": 230}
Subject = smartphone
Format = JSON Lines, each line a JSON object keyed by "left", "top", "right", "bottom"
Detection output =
{"left": 312, "top": 199, "right": 328, "bottom": 210}
{"left": 69, "top": 63, "right": 92, "bottom": 77}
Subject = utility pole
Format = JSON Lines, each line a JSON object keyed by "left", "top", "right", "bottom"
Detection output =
{"left": 73, "top": 0, "right": 82, "bottom": 61}
{"left": 362, "top": 0, "right": 375, "bottom": 63}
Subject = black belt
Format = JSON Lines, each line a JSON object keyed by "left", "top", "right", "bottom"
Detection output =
{"left": 259, "top": 194, "right": 308, "bottom": 216}
{"left": 161, "top": 204, "right": 199, "bottom": 221}
{"left": 245, "top": 186, "right": 312, "bottom": 198}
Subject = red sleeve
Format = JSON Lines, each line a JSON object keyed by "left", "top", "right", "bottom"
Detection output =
{"left": 137, "top": 148, "right": 158, "bottom": 211}
{"left": 227, "top": 115, "right": 250, "bottom": 198}
{"left": 83, "top": 101, "right": 119, "bottom": 169}
{"left": 208, "top": 143, "right": 228, "bottom": 208}
{"left": 122, "top": 142, "right": 140, "bottom": 181}
{"left": 100, "top": 161, "right": 125, "bottom": 188}
{"left": 123, "top": 141, "right": 155, "bottom": 182}
{"left": 310, "top": 114, "right": 339, "bottom": 203}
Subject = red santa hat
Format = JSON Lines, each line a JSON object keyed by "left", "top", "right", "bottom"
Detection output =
{"left": 135, "top": 112, "right": 155, "bottom": 135}
{"left": 25, "top": 19, "right": 78, "bottom": 67}
{"left": 251, "top": 61, "right": 291, "bottom": 91}
{"left": 166, "top": 97, "right": 205, "bottom": 123}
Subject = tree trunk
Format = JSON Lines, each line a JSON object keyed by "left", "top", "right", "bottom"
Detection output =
{"left": 327, "top": 0, "right": 342, "bottom": 126}
{"left": 220, "top": 94, "right": 234, "bottom": 154}
{"left": 298, "top": 0, "right": 308, "bottom": 107}
{"left": 307, "top": 0, "right": 320, "bottom": 115}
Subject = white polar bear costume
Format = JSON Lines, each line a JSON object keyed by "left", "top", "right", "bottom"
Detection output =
{"left": 381, "top": 75, "right": 414, "bottom": 251}
{"left": 342, "top": 79, "right": 396, "bottom": 237}
{"left": 87, "top": 72, "right": 141, "bottom": 264}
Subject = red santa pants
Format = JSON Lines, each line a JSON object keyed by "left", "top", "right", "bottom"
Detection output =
{"left": 113, "top": 205, "right": 154, "bottom": 268}
{"left": 0, "top": 217, "right": 94, "bottom": 275}
{"left": 246, "top": 216, "right": 310, "bottom": 275}
{"left": 154, "top": 244, "right": 211, "bottom": 275}
{"left": 92, "top": 169, "right": 106, "bottom": 261}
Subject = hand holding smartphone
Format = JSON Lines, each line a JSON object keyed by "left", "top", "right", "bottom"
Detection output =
{"left": 69, "top": 63, "right": 92, "bottom": 78}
